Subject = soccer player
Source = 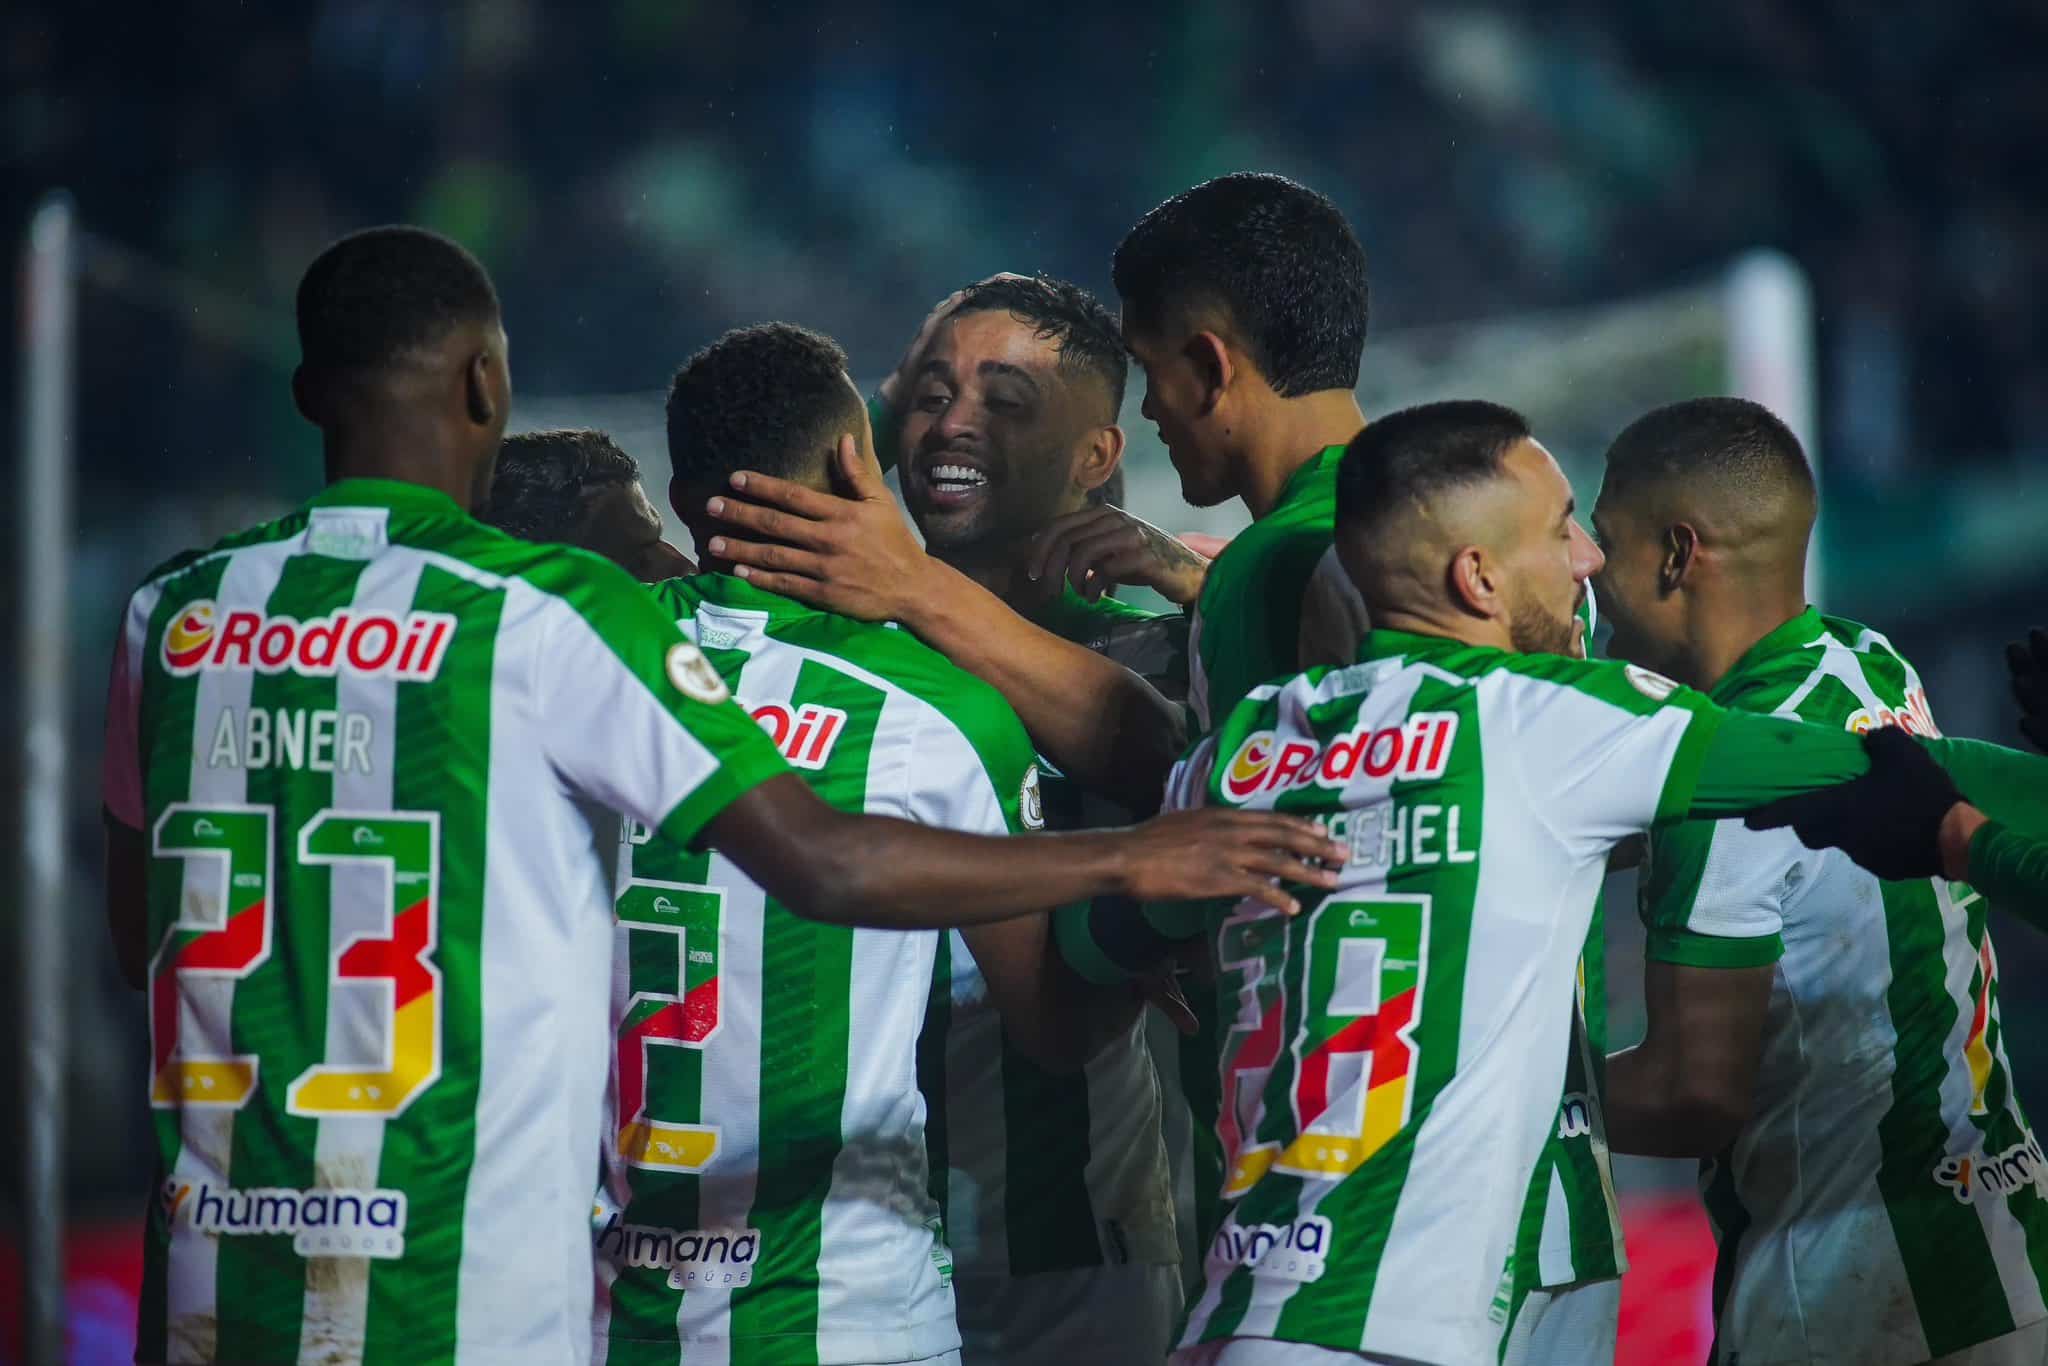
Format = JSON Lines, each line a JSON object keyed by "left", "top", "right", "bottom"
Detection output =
{"left": 591, "top": 321, "right": 1160, "bottom": 1364}
{"left": 99, "top": 226, "right": 1348, "bottom": 1365}
{"left": 477, "top": 427, "right": 694, "bottom": 580}
{"left": 1591, "top": 398, "right": 2048, "bottom": 1365}
{"left": 888, "top": 274, "right": 1191, "bottom": 1359}
{"left": 1057, "top": 400, "right": 1992, "bottom": 1365}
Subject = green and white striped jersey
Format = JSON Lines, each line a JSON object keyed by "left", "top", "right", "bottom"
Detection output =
{"left": 1641, "top": 609, "right": 2048, "bottom": 1364}
{"left": 102, "top": 480, "right": 788, "bottom": 1365}
{"left": 1162, "top": 629, "right": 1718, "bottom": 1362}
{"left": 926, "top": 587, "right": 1182, "bottom": 1292}
{"left": 592, "top": 573, "right": 1039, "bottom": 1366}
{"left": 1298, "top": 567, "right": 1629, "bottom": 1308}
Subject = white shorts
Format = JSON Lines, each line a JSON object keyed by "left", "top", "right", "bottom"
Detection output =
{"left": 1500, "top": 1278, "right": 1620, "bottom": 1365}
{"left": 1928, "top": 1317, "right": 2048, "bottom": 1366}
{"left": 1169, "top": 1339, "right": 1430, "bottom": 1366}
{"left": 956, "top": 1262, "right": 1183, "bottom": 1366}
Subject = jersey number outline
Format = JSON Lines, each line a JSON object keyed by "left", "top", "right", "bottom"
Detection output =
{"left": 148, "top": 803, "right": 443, "bottom": 1118}
{"left": 1215, "top": 895, "right": 1432, "bottom": 1197}
{"left": 614, "top": 877, "right": 725, "bottom": 1172}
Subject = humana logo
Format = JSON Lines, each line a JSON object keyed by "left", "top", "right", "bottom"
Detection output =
{"left": 1207, "top": 1215, "right": 1331, "bottom": 1285}
{"left": 594, "top": 1213, "right": 761, "bottom": 1291}
{"left": 163, "top": 1180, "right": 406, "bottom": 1259}
{"left": 1935, "top": 1136, "right": 2048, "bottom": 1206}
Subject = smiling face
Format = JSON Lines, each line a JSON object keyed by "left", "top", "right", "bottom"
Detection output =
{"left": 898, "top": 309, "right": 1099, "bottom": 562}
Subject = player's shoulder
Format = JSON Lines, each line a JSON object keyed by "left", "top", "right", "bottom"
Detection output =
{"left": 1474, "top": 649, "right": 1707, "bottom": 717}
{"left": 132, "top": 503, "right": 315, "bottom": 599}
{"left": 778, "top": 609, "right": 1035, "bottom": 771}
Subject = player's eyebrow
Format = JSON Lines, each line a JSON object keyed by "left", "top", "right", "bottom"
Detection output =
{"left": 977, "top": 360, "right": 1042, "bottom": 394}
{"left": 915, "top": 356, "right": 956, "bottom": 383}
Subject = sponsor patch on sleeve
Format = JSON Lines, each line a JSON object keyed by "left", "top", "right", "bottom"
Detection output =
{"left": 1019, "top": 764, "right": 1045, "bottom": 830}
{"left": 666, "top": 641, "right": 730, "bottom": 705}
{"left": 1624, "top": 664, "right": 1680, "bottom": 701}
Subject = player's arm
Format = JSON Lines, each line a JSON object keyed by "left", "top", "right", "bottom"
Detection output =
{"left": 105, "top": 816, "right": 147, "bottom": 990}
{"left": 1604, "top": 815, "right": 1785, "bottom": 1157}
{"left": 1966, "top": 818, "right": 2048, "bottom": 907}
{"left": 542, "top": 568, "right": 1345, "bottom": 929}
{"left": 704, "top": 437, "right": 1187, "bottom": 813}
{"left": 703, "top": 775, "right": 1341, "bottom": 929}
{"left": 101, "top": 618, "right": 148, "bottom": 990}
{"left": 1606, "top": 961, "right": 1773, "bottom": 1157}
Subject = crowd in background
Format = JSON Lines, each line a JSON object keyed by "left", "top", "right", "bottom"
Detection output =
{"left": 6, "top": 0, "right": 2048, "bottom": 501}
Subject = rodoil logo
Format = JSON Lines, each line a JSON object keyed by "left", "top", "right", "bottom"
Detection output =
{"left": 162, "top": 1180, "right": 406, "bottom": 1259}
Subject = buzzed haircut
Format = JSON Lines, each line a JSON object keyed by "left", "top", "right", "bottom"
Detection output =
{"left": 1602, "top": 398, "right": 1816, "bottom": 516}
{"left": 478, "top": 429, "right": 640, "bottom": 544}
{"left": 296, "top": 226, "right": 499, "bottom": 374}
{"left": 1336, "top": 400, "right": 1532, "bottom": 542}
{"left": 666, "top": 323, "right": 860, "bottom": 488}
{"left": 951, "top": 274, "right": 1128, "bottom": 416}
{"left": 1112, "top": 172, "right": 1368, "bottom": 397}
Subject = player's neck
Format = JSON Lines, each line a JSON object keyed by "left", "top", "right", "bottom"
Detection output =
{"left": 1368, "top": 605, "right": 1514, "bottom": 654}
{"left": 942, "top": 546, "right": 1036, "bottom": 615}
{"left": 1235, "top": 390, "right": 1366, "bottom": 520}
{"left": 323, "top": 429, "right": 480, "bottom": 511}
{"left": 1680, "top": 587, "right": 1808, "bottom": 693}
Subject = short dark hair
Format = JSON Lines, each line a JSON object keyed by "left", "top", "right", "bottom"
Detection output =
{"left": 478, "top": 429, "right": 640, "bottom": 543}
{"left": 1112, "top": 173, "right": 1368, "bottom": 397}
{"left": 951, "top": 274, "right": 1128, "bottom": 416}
{"left": 666, "top": 323, "right": 859, "bottom": 488}
{"left": 1337, "top": 400, "right": 1532, "bottom": 540}
{"left": 1603, "top": 398, "right": 1815, "bottom": 505}
{"left": 296, "top": 225, "right": 499, "bottom": 373}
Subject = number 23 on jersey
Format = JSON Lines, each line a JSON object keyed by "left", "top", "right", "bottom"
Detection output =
{"left": 147, "top": 802, "right": 443, "bottom": 1117}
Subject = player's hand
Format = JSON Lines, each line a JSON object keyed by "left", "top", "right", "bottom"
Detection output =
{"left": 875, "top": 273, "right": 1033, "bottom": 416}
{"left": 1742, "top": 727, "right": 1965, "bottom": 881}
{"left": 1113, "top": 809, "right": 1346, "bottom": 915}
{"left": 706, "top": 434, "right": 934, "bottom": 624}
{"left": 2006, "top": 627, "right": 2048, "bottom": 754}
{"left": 1027, "top": 505, "right": 1213, "bottom": 607}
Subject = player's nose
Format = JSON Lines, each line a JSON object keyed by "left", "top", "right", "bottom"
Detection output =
{"left": 1571, "top": 519, "right": 1605, "bottom": 578}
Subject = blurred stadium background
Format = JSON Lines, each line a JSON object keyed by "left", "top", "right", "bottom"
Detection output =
{"left": 5, "top": 1, "right": 2046, "bottom": 1360}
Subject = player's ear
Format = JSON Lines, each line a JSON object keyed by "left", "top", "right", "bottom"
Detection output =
{"left": 290, "top": 365, "right": 319, "bottom": 425}
{"left": 464, "top": 352, "right": 498, "bottom": 429}
{"left": 1660, "top": 523, "right": 1698, "bottom": 594}
{"left": 1447, "top": 545, "right": 1499, "bottom": 620}
{"left": 1072, "top": 425, "right": 1125, "bottom": 496}
{"left": 1184, "top": 332, "right": 1233, "bottom": 416}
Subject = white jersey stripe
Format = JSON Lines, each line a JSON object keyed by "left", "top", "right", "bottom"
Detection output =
{"left": 295, "top": 548, "right": 416, "bottom": 1365}
{"left": 165, "top": 534, "right": 299, "bottom": 1362}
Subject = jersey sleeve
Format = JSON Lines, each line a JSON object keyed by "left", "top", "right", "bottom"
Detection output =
{"left": 1639, "top": 819, "right": 1793, "bottom": 969}
{"left": 1497, "top": 658, "right": 1722, "bottom": 851}
{"left": 101, "top": 595, "right": 148, "bottom": 830}
{"left": 536, "top": 570, "right": 789, "bottom": 848}
{"left": 1968, "top": 820, "right": 2048, "bottom": 916}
